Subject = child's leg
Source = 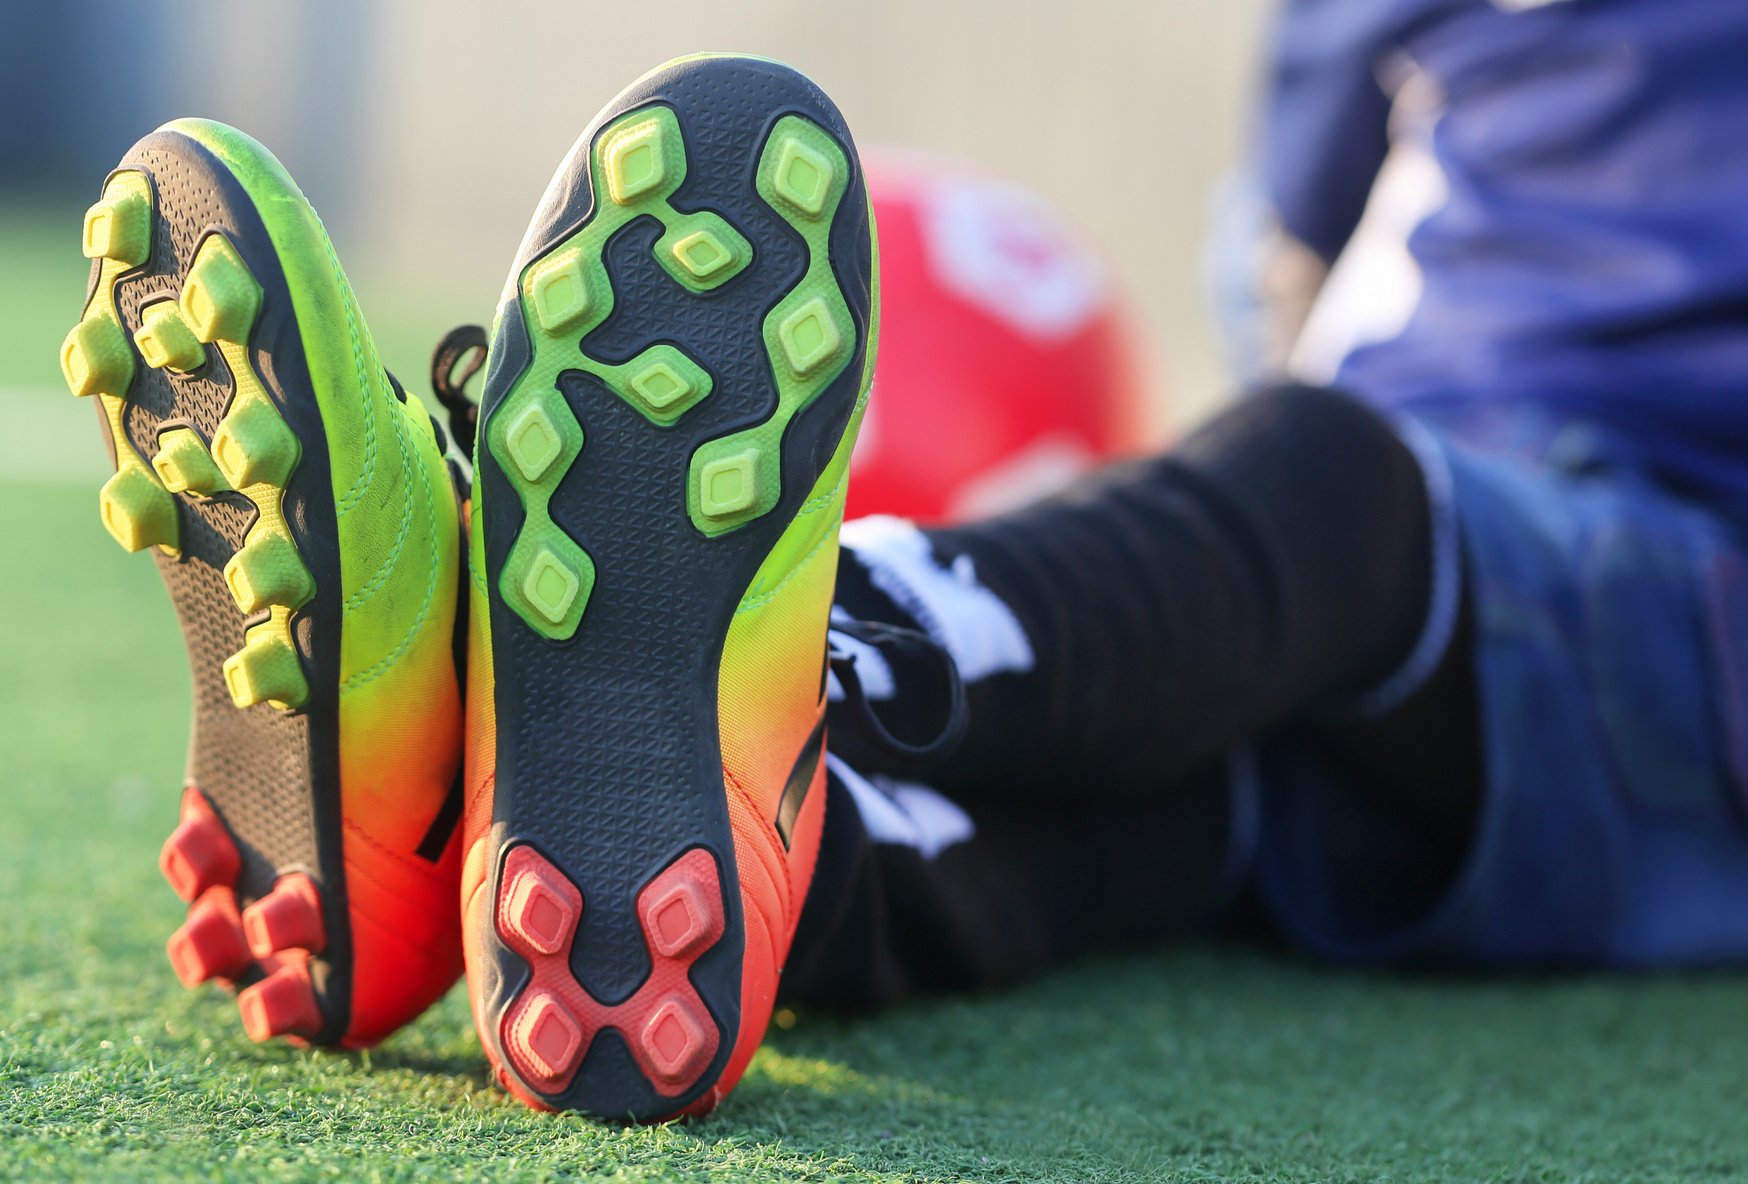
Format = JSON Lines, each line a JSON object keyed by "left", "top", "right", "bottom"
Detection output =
{"left": 829, "top": 383, "right": 1471, "bottom": 807}
{"left": 788, "top": 382, "right": 1482, "bottom": 1002}
{"left": 780, "top": 760, "right": 1240, "bottom": 1007}
{"left": 1257, "top": 407, "right": 1748, "bottom": 967}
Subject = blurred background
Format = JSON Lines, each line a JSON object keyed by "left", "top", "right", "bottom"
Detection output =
{"left": 0, "top": 0, "right": 1269, "bottom": 487}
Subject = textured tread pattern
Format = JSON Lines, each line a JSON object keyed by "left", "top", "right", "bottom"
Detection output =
{"left": 495, "top": 845, "right": 726, "bottom": 1100}
{"left": 488, "top": 106, "right": 856, "bottom": 631}
{"left": 161, "top": 788, "right": 325, "bottom": 1040}
{"left": 65, "top": 132, "right": 367, "bottom": 1049}
{"left": 491, "top": 105, "right": 754, "bottom": 638}
{"left": 183, "top": 234, "right": 314, "bottom": 711}
{"left": 62, "top": 176, "right": 316, "bottom": 711}
{"left": 686, "top": 116, "right": 854, "bottom": 536}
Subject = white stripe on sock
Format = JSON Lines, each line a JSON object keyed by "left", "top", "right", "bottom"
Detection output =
{"left": 828, "top": 754, "right": 975, "bottom": 859}
{"left": 839, "top": 515, "right": 1036, "bottom": 685}
{"left": 827, "top": 608, "right": 896, "bottom": 702}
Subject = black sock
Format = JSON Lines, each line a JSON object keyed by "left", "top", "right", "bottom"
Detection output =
{"left": 833, "top": 384, "right": 1437, "bottom": 799}
{"left": 1302, "top": 590, "right": 1484, "bottom": 881}
{"left": 781, "top": 761, "right": 1236, "bottom": 1007}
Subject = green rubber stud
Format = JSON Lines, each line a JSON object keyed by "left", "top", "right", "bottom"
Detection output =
{"left": 697, "top": 448, "right": 761, "bottom": 519}
{"left": 776, "top": 297, "right": 845, "bottom": 378}
{"left": 502, "top": 399, "right": 565, "bottom": 482}
{"left": 769, "top": 135, "right": 835, "bottom": 220}
{"left": 603, "top": 117, "right": 669, "bottom": 205}
{"left": 528, "top": 248, "right": 598, "bottom": 335}
{"left": 520, "top": 546, "right": 583, "bottom": 626}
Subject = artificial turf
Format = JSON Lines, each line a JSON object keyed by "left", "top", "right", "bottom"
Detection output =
{"left": 6, "top": 217, "right": 1748, "bottom": 1183}
{"left": 9, "top": 478, "right": 1748, "bottom": 1183}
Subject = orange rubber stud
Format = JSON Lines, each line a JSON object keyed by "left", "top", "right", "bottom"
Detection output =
{"left": 237, "top": 962, "right": 322, "bottom": 1043}
{"left": 494, "top": 845, "right": 726, "bottom": 1100}
{"left": 509, "top": 989, "right": 586, "bottom": 1085}
{"left": 241, "top": 874, "right": 325, "bottom": 959}
{"left": 165, "top": 886, "right": 251, "bottom": 987}
{"left": 641, "top": 874, "right": 714, "bottom": 960}
{"left": 159, "top": 789, "right": 241, "bottom": 903}
{"left": 638, "top": 994, "right": 711, "bottom": 1088}
{"left": 500, "top": 859, "right": 580, "bottom": 957}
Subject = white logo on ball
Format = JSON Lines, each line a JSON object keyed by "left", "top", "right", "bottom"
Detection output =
{"left": 922, "top": 176, "right": 1107, "bottom": 342}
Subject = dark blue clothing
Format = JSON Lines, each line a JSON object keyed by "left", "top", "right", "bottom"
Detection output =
{"left": 1264, "top": 0, "right": 1748, "bottom": 518}
{"left": 1254, "top": 402, "right": 1748, "bottom": 967}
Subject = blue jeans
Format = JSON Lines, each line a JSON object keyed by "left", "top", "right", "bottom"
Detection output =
{"left": 1253, "top": 402, "right": 1748, "bottom": 968}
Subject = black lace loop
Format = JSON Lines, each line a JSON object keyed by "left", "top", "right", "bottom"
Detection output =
{"left": 430, "top": 324, "right": 488, "bottom": 456}
{"left": 828, "top": 618, "right": 969, "bottom": 768}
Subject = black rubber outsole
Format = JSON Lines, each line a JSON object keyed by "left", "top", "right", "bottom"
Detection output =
{"left": 474, "top": 55, "right": 873, "bottom": 1117}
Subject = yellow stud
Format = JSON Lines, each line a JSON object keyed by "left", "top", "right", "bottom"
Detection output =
{"left": 82, "top": 190, "right": 152, "bottom": 266}
{"left": 181, "top": 236, "right": 261, "bottom": 344}
{"left": 222, "top": 630, "right": 309, "bottom": 710}
{"left": 151, "top": 428, "right": 227, "bottom": 495}
{"left": 223, "top": 530, "right": 314, "bottom": 615}
{"left": 60, "top": 317, "right": 134, "bottom": 399}
{"left": 98, "top": 467, "right": 179, "bottom": 553}
{"left": 134, "top": 301, "right": 205, "bottom": 372}
{"left": 210, "top": 398, "right": 298, "bottom": 490}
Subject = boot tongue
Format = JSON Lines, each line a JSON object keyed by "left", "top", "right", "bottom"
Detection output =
{"left": 826, "top": 614, "right": 968, "bottom": 774}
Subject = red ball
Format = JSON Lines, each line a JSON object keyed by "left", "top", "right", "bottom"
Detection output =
{"left": 847, "top": 150, "right": 1157, "bottom": 525}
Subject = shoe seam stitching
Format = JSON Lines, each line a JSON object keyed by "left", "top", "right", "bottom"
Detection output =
{"left": 735, "top": 500, "right": 839, "bottom": 614}
{"left": 341, "top": 423, "right": 442, "bottom": 692}
{"left": 325, "top": 233, "right": 378, "bottom": 516}
{"left": 342, "top": 398, "right": 418, "bottom": 612}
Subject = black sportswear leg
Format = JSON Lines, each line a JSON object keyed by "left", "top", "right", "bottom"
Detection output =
{"left": 805, "top": 384, "right": 1490, "bottom": 1000}
{"left": 1298, "top": 592, "right": 1484, "bottom": 892}
{"left": 833, "top": 384, "right": 1440, "bottom": 801}
{"left": 780, "top": 762, "right": 1236, "bottom": 1007}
